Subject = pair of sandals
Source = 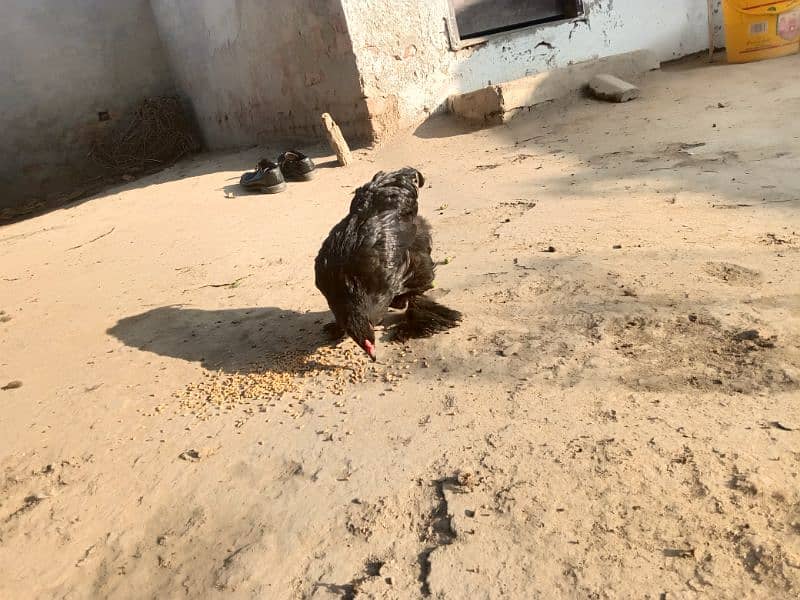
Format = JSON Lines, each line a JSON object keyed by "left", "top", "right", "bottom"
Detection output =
{"left": 239, "top": 150, "right": 316, "bottom": 194}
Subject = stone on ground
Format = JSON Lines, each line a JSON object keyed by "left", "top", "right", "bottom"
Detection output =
{"left": 589, "top": 74, "right": 640, "bottom": 102}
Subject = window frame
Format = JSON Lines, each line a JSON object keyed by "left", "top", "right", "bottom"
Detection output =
{"left": 445, "top": 0, "right": 585, "bottom": 51}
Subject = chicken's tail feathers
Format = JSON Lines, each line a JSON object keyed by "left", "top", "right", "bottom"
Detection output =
{"left": 391, "top": 295, "right": 461, "bottom": 342}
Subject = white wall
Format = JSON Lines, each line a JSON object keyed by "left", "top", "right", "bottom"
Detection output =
{"left": 342, "top": 0, "right": 724, "bottom": 135}
{"left": 0, "top": 0, "right": 174, "bottom": 210}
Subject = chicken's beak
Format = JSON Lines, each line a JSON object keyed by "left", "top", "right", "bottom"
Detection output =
{"left": 364, "top": 339, "right": 376, "bottom": 362}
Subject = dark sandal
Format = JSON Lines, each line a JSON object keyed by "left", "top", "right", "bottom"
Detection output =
{"left": 278, "top": 150, "right": 316, "bottom": 181}
{"left": 240, "top": 159, "right": 287, "bottom": 193}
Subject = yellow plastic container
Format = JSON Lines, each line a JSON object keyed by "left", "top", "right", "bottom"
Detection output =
{"left": 723, "top": 0, "right": 800, "bottom": 63}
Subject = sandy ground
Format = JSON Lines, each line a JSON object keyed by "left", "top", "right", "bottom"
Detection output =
{"left": 1, "top": 55, "right": 799, "bottom": 599}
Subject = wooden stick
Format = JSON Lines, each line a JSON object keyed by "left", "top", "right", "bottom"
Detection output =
{"left": 707, "top": 0, "right": 715, "bottom": 61}
{"left": 321, "top": 113, "right": 352, "bottom": 167}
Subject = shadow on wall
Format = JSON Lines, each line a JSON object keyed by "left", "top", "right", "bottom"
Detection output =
{"left": 2, "top": 0, "right": 375, "bottom": 225}
{"left": 0, "top": 0, "right": 176, "bottom": 216}
{"left": 149, "top": 0, "right": 375, "bottom": 151}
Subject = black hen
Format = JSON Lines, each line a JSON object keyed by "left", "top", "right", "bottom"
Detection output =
{"left": 315, "top": 168, "right": 461, "bottom": 361}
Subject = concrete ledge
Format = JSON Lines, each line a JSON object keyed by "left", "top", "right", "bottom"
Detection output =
{"left": 448, "top": 49, "right": 660, "bottom": 124}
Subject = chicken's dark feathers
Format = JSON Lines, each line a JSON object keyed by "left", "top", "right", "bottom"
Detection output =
{"left": 390, "top": 296, "right": 463, "bottom": 342}
{"left": 315, "top": 167, "right": 459, "bottom": 353}
{"left": 349, "top": 167, "right": 424, "bottom": 216}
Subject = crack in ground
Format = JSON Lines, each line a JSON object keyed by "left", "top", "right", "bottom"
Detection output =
{"left": 418, "top": 477, "right": 459, "bottom": 596}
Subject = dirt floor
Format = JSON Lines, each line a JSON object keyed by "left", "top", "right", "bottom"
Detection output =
{"left": 1, "top": 54, "right": 799, "bottom": 599}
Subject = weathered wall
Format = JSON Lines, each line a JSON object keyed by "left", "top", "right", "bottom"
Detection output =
{"left": 0, "top": 0, "right": 728, "bottom": 211}
{"left": 149, "top": 0, "right": 372, "bottom": 150}
{"left": 341, "top": 0, "right": 725, "bottom": 138}
{"left": 0, "top": 0, "right": 174, "bottom": 210}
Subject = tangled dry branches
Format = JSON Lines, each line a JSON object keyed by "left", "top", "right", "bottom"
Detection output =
{"left": 90, "top": 96, "right": 200, "bottom": 175}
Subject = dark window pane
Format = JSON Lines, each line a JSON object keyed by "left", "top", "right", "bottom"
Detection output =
{"left": 453, "top": 0, "right": 564, "bottom": 38}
